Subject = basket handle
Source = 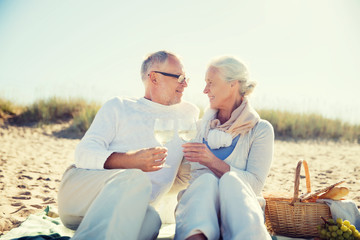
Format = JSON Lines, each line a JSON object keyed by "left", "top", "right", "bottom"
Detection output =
{"left": 291, "top": 160, "right": 311, "bottom": 205}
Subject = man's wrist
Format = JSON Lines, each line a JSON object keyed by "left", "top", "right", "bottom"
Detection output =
{"left": 104, "top": 152, "right": 130, "bottom": 169}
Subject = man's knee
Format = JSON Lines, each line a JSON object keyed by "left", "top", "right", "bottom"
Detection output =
{"left": 138, "top": 206, "right": 162, "bottom": 240}
{"left": 105, "top": 168, "right": 152, "bottom": 193}
{"left": 60, "top": 169, "right": 152, "bottom": 229}
{"left": 60, "top": 215, "right": 83, "bottom": 230}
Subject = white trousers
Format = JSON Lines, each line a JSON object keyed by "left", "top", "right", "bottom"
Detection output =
{"left": 175, "top": 172, "right": 272, "bottom": 240}
{"left": 58, "top": 166, "right": 161, "bottom": 240}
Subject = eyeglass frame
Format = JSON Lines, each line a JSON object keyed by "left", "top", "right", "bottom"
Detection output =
{"left": 148, "top": 71, "right": 189, "bottom": 84}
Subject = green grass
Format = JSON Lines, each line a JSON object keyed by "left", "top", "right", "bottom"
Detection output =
{"left": 14, "top": 97, "right": 81, "bottom": 123}
{"left": 258, "top": 109, "right": 360, "bottom": 143}
{"left": 1, "top": 97, "right": 359, "bottom": 142}
{"left": 0, "top": 97, "right": 100, "bottom": 137}
{"left": 0, "top": 97, "right": 22, "bottom": 118}
{"left": 67, "top": 104, "right": 100, "bottom": 136}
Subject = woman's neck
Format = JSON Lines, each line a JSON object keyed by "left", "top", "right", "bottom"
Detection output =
{"left": 217, "top": 96, "right": 243, "bottom": 124}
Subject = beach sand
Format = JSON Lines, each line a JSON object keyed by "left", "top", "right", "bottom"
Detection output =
{"left": 1, "top": 123, "right": 359, "bottom": 235}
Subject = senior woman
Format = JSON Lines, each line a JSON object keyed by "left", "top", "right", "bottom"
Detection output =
{"left": 174, "top": 56, "right": 274, "bottom": 240}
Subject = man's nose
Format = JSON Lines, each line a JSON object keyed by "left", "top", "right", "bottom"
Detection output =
{"left": 181, "top": 80, "right": 188, "bottom": 87}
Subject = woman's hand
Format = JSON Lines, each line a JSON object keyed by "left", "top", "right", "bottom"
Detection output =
{"left": 182, "top": 142, "right": 230, "bottom": 177}
{"left": 182, "top": 142, "right": 218, "bottom": 167}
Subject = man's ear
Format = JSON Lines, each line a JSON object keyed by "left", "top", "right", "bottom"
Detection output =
{"left": 149, "top": 72, "right": 157, "bottom": 84}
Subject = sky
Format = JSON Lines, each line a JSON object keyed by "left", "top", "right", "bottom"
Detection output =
{"left": 0, "top": 0, "right": 359, "bottom": 123}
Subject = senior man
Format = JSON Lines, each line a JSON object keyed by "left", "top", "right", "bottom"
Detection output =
{"left": 58, "top": 50, "right": 199, "bottom": 240}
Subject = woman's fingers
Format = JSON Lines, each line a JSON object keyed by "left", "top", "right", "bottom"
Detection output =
{"left": 183, "top": 143, "right": 216, "bottom": 166}
{"left": 182, "top": 143, "right": 207, "bottom": 153}
{"left": 182, "top": 142, "right": 205, "bottom": 148}
{"left": 184, "top": 157, "right": 199, "bottom": 162}
{"left": 183, "top": 151, "right": 205, "bottom": 163}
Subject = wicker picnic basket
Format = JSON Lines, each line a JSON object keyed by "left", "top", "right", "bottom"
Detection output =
{"left": 264, "top": 160, "right": 332, "bottom": 238}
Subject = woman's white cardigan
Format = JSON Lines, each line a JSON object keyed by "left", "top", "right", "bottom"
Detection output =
{"left": 190, "top": 108, "right": 275, "bottom": 196}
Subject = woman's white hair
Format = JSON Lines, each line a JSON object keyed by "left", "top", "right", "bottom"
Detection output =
{"left": 208, "top": 56, "right": 257, "bottom": 96}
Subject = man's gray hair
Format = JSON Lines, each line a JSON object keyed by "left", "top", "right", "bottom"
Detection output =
{"left": 208, "top": 56, "right": 257, "bottom": 97}
{"left": 141, "top": 50, "right": 178, "bottom": 81}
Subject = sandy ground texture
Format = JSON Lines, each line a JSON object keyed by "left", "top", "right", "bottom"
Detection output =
{"left": 0, "top": 123, "right": 79, "bottom": 234}
{"left": 0, "top": 123, "right": 359, "bottom": 235}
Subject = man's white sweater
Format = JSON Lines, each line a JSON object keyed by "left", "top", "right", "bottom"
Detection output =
{"left": 75, "top": 96, "right": 199, "bottom": 203}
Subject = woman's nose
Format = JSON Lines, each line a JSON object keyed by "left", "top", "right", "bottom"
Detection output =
{"left": 203, "top": 85, "right": 209, "bottom": 94}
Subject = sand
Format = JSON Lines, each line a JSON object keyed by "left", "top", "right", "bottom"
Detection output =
{"left": 1, "top": 123, "right": 359, "bottom": 235}
{"left": 0, "top": 123, "right": 79, "bottom": 234}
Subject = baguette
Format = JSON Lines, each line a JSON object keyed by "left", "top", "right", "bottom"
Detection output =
{"left": 318, "top": 187, "right": 349, "bottom": 200}
{"left": 300, "top": 180, "right": 345, "bottom": 201}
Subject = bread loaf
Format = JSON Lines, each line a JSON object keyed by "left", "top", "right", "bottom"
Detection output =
{"left": 318, "top": 187, "right": 349, "bottom": 200}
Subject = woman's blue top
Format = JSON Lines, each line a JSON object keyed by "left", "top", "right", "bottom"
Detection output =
{"left": 203, "top": 135, "right": 240, "bottom": 160}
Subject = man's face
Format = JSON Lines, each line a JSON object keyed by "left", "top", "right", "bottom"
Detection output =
{"left": 152, "top": 56, "right": 188, "bottom": 105}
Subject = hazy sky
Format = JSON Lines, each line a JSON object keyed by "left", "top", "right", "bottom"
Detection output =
{"left": 0, "top": 0, "right": 359, "bottom": 123}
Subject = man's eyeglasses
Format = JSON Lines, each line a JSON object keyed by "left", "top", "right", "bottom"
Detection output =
{"left": 149, "top": 71, "right": 189, "bottom": 84}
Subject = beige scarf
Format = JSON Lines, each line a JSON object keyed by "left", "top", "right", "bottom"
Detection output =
{"left": 209, "top": 97, "right": 260, "bottom": 138}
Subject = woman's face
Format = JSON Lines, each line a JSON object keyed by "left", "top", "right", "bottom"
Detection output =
{"left": 203, "top": 66, "right": 238, "bottom": 110}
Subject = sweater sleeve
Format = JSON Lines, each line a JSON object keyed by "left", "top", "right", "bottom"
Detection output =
{"left": 75, "top": 98, "right": 121, "bottom": 169}
{"left": 168, "top": 158, "right": 192, "bottom": 195}
{"left": 230, "top": 120, "right": 274, "bottom": 196}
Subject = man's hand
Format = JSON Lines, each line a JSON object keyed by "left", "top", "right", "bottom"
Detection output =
{"left": 104, "top": 147, "right": 168, "bottom": 172}
{"left": 131, "top": 147, "right": 168, "bottom": 172}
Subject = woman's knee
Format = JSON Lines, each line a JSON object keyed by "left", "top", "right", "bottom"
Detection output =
{"left": 185, "top": 173, "right": 218, "bottom": 196}
{"left": 219, "top": 171, "right": 248, "bottom": 197}
{"left": 219, "top": 171, "right": 245, "bottom": 188}
{"left": 219, "top": 171, "right": 258, "bottom": 203}
{"left": 193, "top": 173, "right": 218, "bottom": 187}
{"left": 180, "top": 173, "right": 219, "bottom": 207}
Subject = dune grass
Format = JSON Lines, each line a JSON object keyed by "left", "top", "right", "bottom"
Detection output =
{"left": 1, "top": 97, "right": 359, "bottom": 142}
{"left": 258, "top": 109, "right": 360, "bottom": 143}
{"left": 66, "top": 103, "right": 100, "bottom": 136}
{"left": 14, "top": 98, "right": 81, "bottom": 123}
{"left": 0, "top": 97, "right": 100, "bottom": 137}
{"left": 0, "top": 98, "right": 22, "bottom": 118}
